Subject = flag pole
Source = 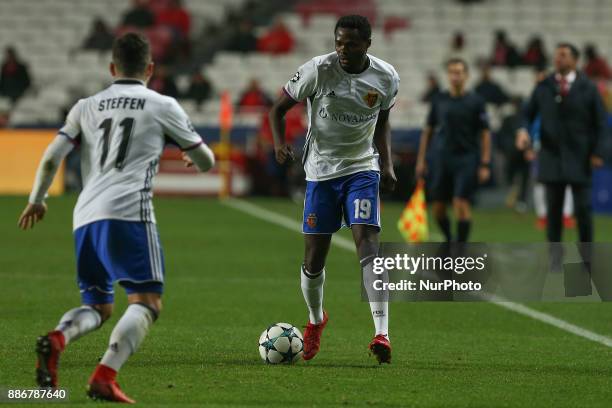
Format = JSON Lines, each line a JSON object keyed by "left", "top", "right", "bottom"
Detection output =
{"left": 219, "top": 91, "right": 233, "bottom": 199}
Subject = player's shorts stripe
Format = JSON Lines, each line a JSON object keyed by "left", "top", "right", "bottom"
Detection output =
{"left": 151, "top": 223, "right": 163, "bottom": 281}
{"left": 147, "top": 223, "right": 159, "bottom": 279}
{"left": 150, "top": 224, "right": 160, "bottom": 281}
{"left": 145, "top": 223, "right": 156, "bottom": 279}
{"left": 152, "top": 224, "right": 162, "bottom": 281}
{"left": 146, "top": 223, "right": 161, "bottom": 281}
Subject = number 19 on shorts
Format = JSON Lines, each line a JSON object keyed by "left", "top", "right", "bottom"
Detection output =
{"left": 353, "top": 199, "right": 372, "bottom": 220}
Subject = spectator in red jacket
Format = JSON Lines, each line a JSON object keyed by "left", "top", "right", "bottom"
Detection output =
{"left": 490, "top": 30, "right": 521, "bottom": 68}
{"left": 522, "top": 36, "right": 548, "bottom": 69}
{"left": 237, "top": 79, "right": 272, "bottom": 112}
{"left": 156, "top": 0, "right": 191, "bottom": 38}
{"left": 257, "top": 19, "right": 295, "bottom": 55}
{"left": 584, "top": 44, "right": 612, "bottom": 81}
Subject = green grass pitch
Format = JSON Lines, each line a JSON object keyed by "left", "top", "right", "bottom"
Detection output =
{"left": 1, "top": 195, "right": 611, "bottom": 407}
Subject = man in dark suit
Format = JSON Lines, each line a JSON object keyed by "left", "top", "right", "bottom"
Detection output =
{"left": 516, "top": 43, "right": 607, "bottom": 243}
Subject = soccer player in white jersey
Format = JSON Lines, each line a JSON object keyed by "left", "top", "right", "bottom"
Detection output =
{"left": 269, "top": 15, "right": 400, "bottom": 364}
{"left": 17, "top": 33, "right": 215, "bottom": 402}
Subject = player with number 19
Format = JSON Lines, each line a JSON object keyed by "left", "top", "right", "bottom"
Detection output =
{"left": 269, "top": 15, "right": 400, "bottom": 364}
{"left": 18, "top": 33, "right": 215, "bottom": 402}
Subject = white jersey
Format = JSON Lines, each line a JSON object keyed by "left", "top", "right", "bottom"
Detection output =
{"left": 60, "top": 79, "right": 203, "bottom": 230}
{"left": 284, "top": 52, "right": 400, "bottom": 181}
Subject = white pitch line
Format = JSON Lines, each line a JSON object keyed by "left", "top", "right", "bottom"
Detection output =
{"left": 491, "top": 299, "right": 612, "bottom": 348}
{"left": 223, "top": 198, "right": 612, "bottom": 349}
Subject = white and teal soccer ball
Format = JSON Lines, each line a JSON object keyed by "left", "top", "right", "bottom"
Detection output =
{"left": 258, "top": 323, "right": 303, "bottom": 364}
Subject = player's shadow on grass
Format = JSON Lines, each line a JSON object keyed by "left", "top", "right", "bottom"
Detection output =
{"left": 220, "top": 359, "right": 381, "bottom": 369}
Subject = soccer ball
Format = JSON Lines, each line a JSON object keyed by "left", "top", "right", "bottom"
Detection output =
{"left": 258, "top": 322, "right": 304, "bottom": 364}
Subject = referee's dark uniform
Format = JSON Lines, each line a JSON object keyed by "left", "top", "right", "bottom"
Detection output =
{"left": 427, "top": 91, "right": 489, "bottom": 203}
{"left": 522, "top": 71, "right": 607, "bottom": 242}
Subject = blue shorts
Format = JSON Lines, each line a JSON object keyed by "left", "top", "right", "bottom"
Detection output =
{"left": 303, "top": 171, "right": 380, "bottom": 234}
{"left": 74, "top": 220, "right": 165, "bottom": 304}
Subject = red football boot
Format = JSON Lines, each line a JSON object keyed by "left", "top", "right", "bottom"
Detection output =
{"left": 563, "top": 216, "right": 576, "bottom": 229}
{"left": 36, "top": 330, "right": 65, "bottom": 388}
{"left": 369, "top": 334, "right": 391, "bottom": 364}
{"left": 87, "top": 364, "right": 135, "bottom": 404}
{"left": 302, "top": 311, "right": 328, "bottom": 361}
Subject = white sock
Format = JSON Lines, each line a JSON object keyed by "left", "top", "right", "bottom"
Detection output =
{"left": 301, "top": 265, "right": 325, "bottom": 324}
{"left": 534, "top": 183, "right": 546, "bottom": 217}
{"left": 361, "top": 256, "right": 389, "bottom": 337}
{"left": 563, "top": 186, "right": 574, "bottom": 217}
{"left": 100, "top": 304, "right": 155, "bottom": 372}
{"left": 55, "top": 305, "right": 102, "bottom": 345}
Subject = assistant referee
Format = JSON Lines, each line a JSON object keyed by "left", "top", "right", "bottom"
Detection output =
{"left": 416, "top": 58, "right": 492, "bottom": 243}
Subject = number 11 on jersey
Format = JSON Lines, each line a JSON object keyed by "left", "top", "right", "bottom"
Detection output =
{"left": 99, "top": 117, "right": 135, "bottom": 170}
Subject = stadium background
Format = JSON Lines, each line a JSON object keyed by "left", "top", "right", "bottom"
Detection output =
{"left": 1, "top": 0, "right": 611, "bottom": 209}
{"left": 1, "top": 0, "right": 612, "bottom": 406}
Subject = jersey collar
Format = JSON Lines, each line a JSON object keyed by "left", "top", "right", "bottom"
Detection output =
{"left": 113, "top": 79, "right": 146, "bottom": 85}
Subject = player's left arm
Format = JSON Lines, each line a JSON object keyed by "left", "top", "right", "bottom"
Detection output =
{"left": 479, "top": 129, "right": 492, "bottom": 183}
{"left": 18, "top": 135, "right": 75, "bottom": 230}
{"left": 374, "top": 108, "right": 397, "bottom": 192}
{"left": 477, "top": 99, "right": 492, "bottom": 184}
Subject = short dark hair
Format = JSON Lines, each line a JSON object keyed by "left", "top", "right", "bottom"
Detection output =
{"left": 334, "top": 15, "right": 371, "bottom": 41}
{"left": 557, "top": 42, "right": 580, "bottom": 60}
{"left": 446, "top": 57, "right": 469, "bottom": 72}
{"left": 112, "top": 33, "right": 151, "bottom": 76}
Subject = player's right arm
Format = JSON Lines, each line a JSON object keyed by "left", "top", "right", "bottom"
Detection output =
{"left": 269, "top": 94, "right": 298, "bottom": 164}
{"left": 19, "top": 100, "right": 82, "bottom": 230}
{"left": 18, "top": 136, "right": 75, "bottom": 230}
{"left": 415, "top": 126, "right": 433, "bottom": 180}
{"left": 415, "top": 99, "right": 437, "bottom": 180}
{"left": 270, "top": 59, "right": 317, "bottom": 164}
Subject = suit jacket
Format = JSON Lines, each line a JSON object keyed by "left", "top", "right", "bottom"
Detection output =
{"left": 522, "top": 72, "right": 607, "bottom": 184}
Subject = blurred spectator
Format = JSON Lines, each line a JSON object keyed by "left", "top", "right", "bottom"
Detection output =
{"left": 237, "top": 79, "right": 272, "bottom": 111}
{"left": 226, "top": 20, "right": 258, "bottom": 53}
{"left": 148, "top": 65, "right": 179, "bottom": 98}
{"left": 584, "top": 44, "right": 611, "bottom": 81}
{"left": 474, "top": 64, "right": 509, "bottom": 106}
{"left": 257, "top": 19, "right": 295, "bottom": 55}
{"left": 121, "top": 0, "right": 155, "bottom": 29}
{"left": 82, "top": 18, "right": 115, "bottom": 51}
{"left": 0, "top": 47, "right": 31, "bottom": 104}
{"left": 445, "top": 32, "right": 468, "bottom": 63}
{"left": 420, "top": 72, "right": 441, "bottom": 103}
{"left": 490, "top": 30, "right": 521, "bottom": 68}
{"left": 184, "top": 71, "right": 213, "bottom": 108}
{"left": 0, "top": 97, "right": 10, "bottom": 127}
{"left": 522, "top": 36, "right": 547, "bottom": 69}
{"left": 156, "top": 0, "right": 191, "bottom": 39}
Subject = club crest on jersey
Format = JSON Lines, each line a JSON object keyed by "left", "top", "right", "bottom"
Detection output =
{"left": 363, "top": 90, "right": 379, "bottom": 107}
{"left": 291, "top": 71, "right": 301, "bottom": 82}
{"left": 306, "top": 213, "right": 317, "bottom": 228}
